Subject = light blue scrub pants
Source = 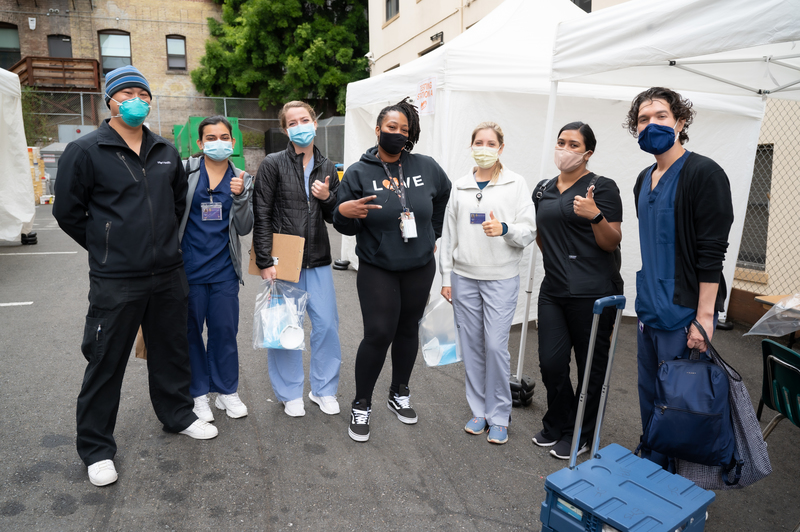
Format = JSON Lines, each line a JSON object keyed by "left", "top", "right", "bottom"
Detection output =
{"left": 451, "top": 273, "right": 519, "bottom": 427}
{"left": 267, "top": 266, "right": 341, "bottom": 402}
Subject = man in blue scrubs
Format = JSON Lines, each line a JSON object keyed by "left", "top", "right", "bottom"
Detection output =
{"left": 625, "top": 87, "right": 734, "bottom": 468}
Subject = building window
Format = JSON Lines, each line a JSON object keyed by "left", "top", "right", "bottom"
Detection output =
{"left": 737, "top": 144, "right": 773, "bottom": 271}
{"left": 386, "top": 0, "right": 399, "bottom": 21}
{"left": 98, "top": 30, "right": 131, "bottom": 75}
{"left": 166, "top": 35, "right": 187, "bottom": 70}
{"left": 48, "top": 35, "right": 72, "bottom": 58}
{"left": 571, "top": 0, "right": 591, "bottom": 13}
{"left": 0, "top": 23, "right": 21, "bottom": 70}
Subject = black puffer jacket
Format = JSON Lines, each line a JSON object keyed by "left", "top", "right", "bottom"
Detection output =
{"left": 253, "top": 142, "right": 339, "bottom": 269}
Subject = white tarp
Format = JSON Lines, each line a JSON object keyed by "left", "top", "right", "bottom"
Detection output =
{"left": 342, "top": 0, "right": 766, "bottom": 322}
{"left": 0, "top": 67, "right": 35, "bottom": 241}
{"left": 551, "top": 0, "right": 800, "bottom": 101}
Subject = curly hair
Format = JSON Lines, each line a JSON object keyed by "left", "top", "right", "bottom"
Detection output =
{"left": 624, "top": 87, "right": 695, "bottom": 145}
{"left": 376, "top": 97, "right": 420, "bottom": 152}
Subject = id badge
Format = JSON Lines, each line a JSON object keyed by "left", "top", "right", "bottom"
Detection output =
{"left": 470, "top": 212, "right": 486, "bottom": 224}
{"left": 201, "top": 202, "right": 223, "bottom": 221}
{"left": 400, "top": 211, "right": 418, "bottom": 240}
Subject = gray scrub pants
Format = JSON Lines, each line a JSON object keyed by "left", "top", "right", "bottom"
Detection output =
{"left": 451, "top": 273, "right": 519, "bottom": 427}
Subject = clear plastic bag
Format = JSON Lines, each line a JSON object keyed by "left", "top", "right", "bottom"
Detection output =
{"left": 252, "top": 279, "right": 309, "bottom": 350}
{"left": 744, "top": 293, "right": 800, "bottom": 337}
{"left": 418, "top": 297, "right": 462, "bottom": 367}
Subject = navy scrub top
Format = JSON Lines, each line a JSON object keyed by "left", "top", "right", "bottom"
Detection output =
{"left": 181, "top": 159, "right": 238, "bottom": 284}
{"left": 635, "top": 150, "right": 694, "bottom": 331}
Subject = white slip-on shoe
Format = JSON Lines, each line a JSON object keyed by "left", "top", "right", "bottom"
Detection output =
{"left": 87, "top": 459, "right": 118, "bottom": 487}
{"left": 283, "top": 398, "right": 305, "bottom": 417}
{"left": 179, "top": 419, "right": 219, "bottom": 440}
{"left": 309, "top": 392, "right": 340, "bottom": 415}
{"left": 193, "top": 395, "right": 214, "bottom": 423}
{"left": 215, "top": 392, "right": 248, "bottom": 419}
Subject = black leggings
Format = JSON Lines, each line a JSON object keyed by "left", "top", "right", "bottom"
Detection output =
{"left": 354, "top": 259, "right": 436, "bottom": 403}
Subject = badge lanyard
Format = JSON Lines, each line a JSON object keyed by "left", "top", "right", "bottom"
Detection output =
{"left": 470, "top": 185, "right": 486, "bottom": 225}
{"left": 201, "top": 186, "right": 223, "bottom": 222}
{"left": 379, "top": 160, "right": 417, "bottom": 242}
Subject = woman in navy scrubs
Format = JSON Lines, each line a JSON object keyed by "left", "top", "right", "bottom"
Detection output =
{"left": 531, "top": 122, "right": 623, "bottom": 460}
{"left": 179, "top": 116, "right": 254, "bottom": 423}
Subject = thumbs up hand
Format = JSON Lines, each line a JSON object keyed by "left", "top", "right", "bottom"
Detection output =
{"left": 573, "top": 185, "right": 599, "bottom": 220}
{"left": 231, "top": 171, "right": 245, "bottom": 195}
{"left": 311, "top": 175, "right": 331, "bottom": 200}
{"left": 482, "top": 210, "right": 504, "bottom": 237}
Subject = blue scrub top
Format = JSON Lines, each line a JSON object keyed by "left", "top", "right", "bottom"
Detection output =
{"left": 636, "top": 150, "right": 694, "bottom": 330}
{"left": 181, "top": 159, "right": 238, "bottom": 284}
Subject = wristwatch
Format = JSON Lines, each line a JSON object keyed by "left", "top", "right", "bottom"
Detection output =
{"left": 591, "top": 211, "right": 604, "bottom": 224}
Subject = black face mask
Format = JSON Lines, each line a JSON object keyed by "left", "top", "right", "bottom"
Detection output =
{"left": 378, "top": 131, "right": 408, "bottom": 155}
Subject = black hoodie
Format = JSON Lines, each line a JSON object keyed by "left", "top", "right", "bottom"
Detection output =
{"left": 333, "top": 147, "right": 451, "bottom": 272}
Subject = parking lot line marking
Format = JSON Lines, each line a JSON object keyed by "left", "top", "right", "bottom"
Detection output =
{"left": 0, "top": 302, "right": 33, "bottom": 307}
{"left": 0, "top": 251, "right": 78, "bottom": 256}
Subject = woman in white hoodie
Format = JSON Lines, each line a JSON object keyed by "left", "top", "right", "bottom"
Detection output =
{"left": 440, "top": 122, "right": 536, "bottom": 445}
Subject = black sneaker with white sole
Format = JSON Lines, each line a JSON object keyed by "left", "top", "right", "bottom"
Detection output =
{"left": 387, "top": 384, "right": 418, "bottom": 424}
{"left": 550, "top": 438, "right": 588, "bottom": 460}
{"left": 348, "top": 400, "right": 371, "bottom": 442}
{"left": 532, "top": 430, "right": 558, "bottom": 447}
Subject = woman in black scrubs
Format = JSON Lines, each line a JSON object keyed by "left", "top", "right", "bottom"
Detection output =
{"left": 531, "top": 122, "right": 623, "bottom": 460}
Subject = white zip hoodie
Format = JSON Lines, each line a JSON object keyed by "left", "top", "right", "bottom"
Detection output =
{"left": 440, "top": 167, "right": 536, "bottom": 285}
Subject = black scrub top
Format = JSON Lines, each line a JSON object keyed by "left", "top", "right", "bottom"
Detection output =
{"left": 533, "top": 172, "right": 623, "bottom": 298}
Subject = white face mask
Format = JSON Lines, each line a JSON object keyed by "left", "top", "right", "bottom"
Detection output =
{"left": 472, "top": 146, "right": 500, "bottom": 169}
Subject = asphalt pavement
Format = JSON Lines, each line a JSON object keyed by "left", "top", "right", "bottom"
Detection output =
{"left": 0, "top": 204, "right": 797, "bottom": 531}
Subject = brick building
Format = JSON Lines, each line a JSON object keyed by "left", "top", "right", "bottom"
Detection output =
{"left": 0, "top": 0, "right": 221, "bottom": 98}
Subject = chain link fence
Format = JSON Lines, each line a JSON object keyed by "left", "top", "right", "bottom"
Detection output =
{"left": 733, "top": 98, "right": 800, "bottom": 296}
{"left": 23, "top": 90, "right": 344, "bottom": 162}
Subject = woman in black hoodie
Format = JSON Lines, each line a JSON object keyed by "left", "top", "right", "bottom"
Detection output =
{"left": 334, "top": 98, "right": 451, "bottom": 442}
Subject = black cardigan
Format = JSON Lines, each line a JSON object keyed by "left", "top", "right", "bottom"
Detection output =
{"left": 633, "top": 152, "right": 734, "bottom": 313}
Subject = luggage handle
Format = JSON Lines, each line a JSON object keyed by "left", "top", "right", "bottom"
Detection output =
{"left": 569, "top": 295, "right": 626, "bottom": 470}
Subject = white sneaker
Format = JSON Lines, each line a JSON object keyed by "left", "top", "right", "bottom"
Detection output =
{"left": 215, "top": 392, "right": 248, "bottom": 419}
{"left": 179, "top": 419, "right": 219, "bottom": 440}
{"left": 87, "top": 459, "right": 118, "bottom": 487}
{"left": 309, "top": 392, "right": 340, "bottom": 415}
{"left": 283, "top": 398, "right": 305, "bottom": 417}
{"left": 193, "top": 395, "right": 214, "bottom": 422}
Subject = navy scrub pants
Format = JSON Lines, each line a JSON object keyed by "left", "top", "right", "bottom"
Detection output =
{"left": 76, "top": 269, "right": 197, "bottom": 466}
{"left": 187, "top": 279, "right": 241, "bottom": 397}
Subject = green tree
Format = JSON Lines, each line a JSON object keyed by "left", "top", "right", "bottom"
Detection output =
{"left": 192, "top": 0, "right": 369, "bottom": 114}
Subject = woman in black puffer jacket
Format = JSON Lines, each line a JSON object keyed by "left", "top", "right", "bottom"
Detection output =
{"left": 253, "top": 100, "right": 342, "bottom": 419}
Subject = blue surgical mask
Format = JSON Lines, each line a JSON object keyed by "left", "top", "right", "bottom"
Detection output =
{"left": 638, "top": 120, "right": 679, "bottom": 155}
{"left": 287, "top": 123, "right": 316, "bottom": 148}
{"left": 203, "top": 140, "right": 234, "bottom": 161}
{"left": 111, "top": 97, "right": 150, "bottom": 127}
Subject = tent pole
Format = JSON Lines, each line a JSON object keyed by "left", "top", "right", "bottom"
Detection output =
{"left": 515, "top": 80, "right": 558, "bottom": 382}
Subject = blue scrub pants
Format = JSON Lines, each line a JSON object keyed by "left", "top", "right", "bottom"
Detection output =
{"left": 187, "top": 279, "right": 241, "bottom": 397}
{"left": 267, "top": 266, "right": 341, "bottom": 402}
{"left": 637, "top": 315, "right": 716, "bottom": 468}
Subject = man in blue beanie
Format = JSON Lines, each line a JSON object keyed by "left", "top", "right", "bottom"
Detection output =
{"left": 54, "top": 65, "right": 218, "bottom": 488}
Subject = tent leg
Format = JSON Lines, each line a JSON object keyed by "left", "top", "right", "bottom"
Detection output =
{"left": 516, "top": 80, "right": 559, "bottom": 376}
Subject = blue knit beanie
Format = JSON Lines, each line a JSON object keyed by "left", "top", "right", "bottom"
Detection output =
{"left": 104, "top": 66, "right": 151, "bottom": 108}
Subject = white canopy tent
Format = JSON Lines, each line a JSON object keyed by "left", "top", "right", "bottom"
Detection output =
{"left": 546, "top": 0, "right": 800, "bottom": 320}
{"left": 342, "top": 0, "right": 768, "bottom": 330}
{"left": 0, "top": 67, "right": 35, "bottom": 241}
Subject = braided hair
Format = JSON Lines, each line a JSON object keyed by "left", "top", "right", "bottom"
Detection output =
{"left": 376, "top": 97, "right": 421, "bottom": 152}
